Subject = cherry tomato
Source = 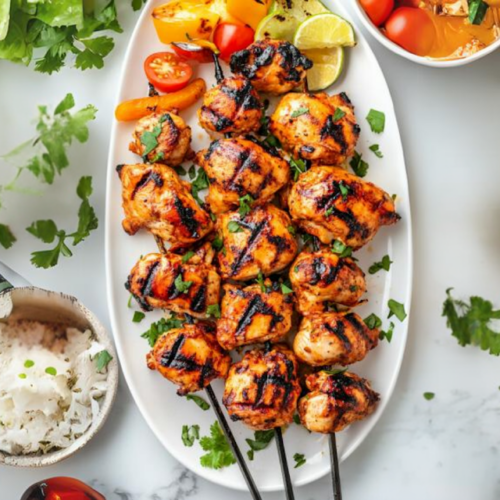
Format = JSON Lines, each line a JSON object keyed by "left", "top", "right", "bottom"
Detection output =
{"left": 359, "top": 0, "right": 394, "bottom": 26}
{"left": 385, "top": 7, "right": 436, "bottom": 56}
{"left": 171, "top": 41, "right": 217, "bottom": 63}
{"left": 144, "top": 52, "right": 193, "bottom": 93}
{"left": 396, "top": 0, "right": 420, "bottom": 6}
{"left": 213, "top": 22, "right": 255, "bottom": 62}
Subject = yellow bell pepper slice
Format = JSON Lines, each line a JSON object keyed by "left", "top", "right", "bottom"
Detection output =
{"left": 226, "top": 0, "right": 271, "bottom": 30}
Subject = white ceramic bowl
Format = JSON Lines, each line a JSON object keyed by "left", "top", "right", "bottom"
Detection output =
{"left": 351, "top": 0, "right": 500, "bottom": 67}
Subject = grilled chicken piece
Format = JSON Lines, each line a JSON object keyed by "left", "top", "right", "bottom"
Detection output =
{"left": 288, "top": 166, "right": 400, "bottom": 249}
{"left": 147, "top": 322, "right": 231, "bottom": 396}
{"left": 217, "top": 204, "right": 298, "bottom": 281}
{"left": 196, "top": 138, "right": 290, "bottom": 214}
{"left": 129, "top": 112, "right": 192, "bottom": 166}
{"left": 230, "top": 39, "right": 312, "bottom": 95}
{"left": 118, "top": 163, "right": 213, "bottom": 250}
{"left": 289, "top": 247, "right": 366, "bottom": 315}
{"left": 270, "top": 92, "right": 360, "bottom": 165}
{"left": 298, "top": 370, "right": 380, "bottom": 434}
{"left": 126, "top": 252, "right": 220, "bottom": 318}
{"left": 216, "top": 280, "right": 294, "bottom": 351}
{"left": 198, "top": 76, "right": 263, "bottom": 136}
{"left": 223, "top": 345, "right": 301, "bottom": 430}
{"left": 293, "top": 312, "right": 379, "bottom": 367}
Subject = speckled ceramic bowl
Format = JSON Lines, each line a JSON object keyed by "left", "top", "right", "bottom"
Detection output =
{"left": 0, "top": 266, "right": 119, "bottom": 467}
{"left": 351, "top": 0, "right": 500, "bottom": 67}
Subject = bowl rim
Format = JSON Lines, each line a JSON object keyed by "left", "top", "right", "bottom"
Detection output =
{"left": 0, "top": 286, "right": 119, "bottom": 468}
{"left": 350, "top": 0, "right": 500, "bottom": 68}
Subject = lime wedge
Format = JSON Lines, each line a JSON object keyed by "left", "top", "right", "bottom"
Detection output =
{"left": 269, "top": 0, "right": 329, "bottom": 20}
{"left": 293, "top": 12, "right": 356, "bottom": 51}
{"left": 255, "top": 11, "right": 298, "bottom": 42}
{"left": 303, "top": 47, "right": 344, "bottom": 91}
{"left": 0, "top": 0, "right": 11, "bottom": 41}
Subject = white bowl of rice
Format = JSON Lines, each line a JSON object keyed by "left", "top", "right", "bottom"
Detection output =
{"left": 0, "top": 286, "right": 118, "bottom": 467}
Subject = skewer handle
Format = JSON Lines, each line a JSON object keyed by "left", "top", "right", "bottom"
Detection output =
{"left": 274, "top": 427, "right": 295, "bottom": 500}
{"left": 205, "top": 385, "right": 262, "bottom": 500}
{"left": 329, "top": 433, "right": 343, "bottom": 500}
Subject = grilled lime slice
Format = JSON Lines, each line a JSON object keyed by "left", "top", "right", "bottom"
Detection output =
{"left": 255, "top": 11, "right": 296, "bottom": 42}
{"left": 293, "top": 12, "right": 356, "bottom": 51}
{"left": 303, "top": 47, "right": 344, "bottom": 91}
{"left": 269, "top": 0, "right": 329, "bottom": 20}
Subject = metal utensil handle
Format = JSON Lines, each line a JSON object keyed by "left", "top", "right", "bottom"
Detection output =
{"left": 0, "top": 261, "right": 30, "bottom": 293}
{"left": 329, "top": 433, "right": 343, "bottom": 500}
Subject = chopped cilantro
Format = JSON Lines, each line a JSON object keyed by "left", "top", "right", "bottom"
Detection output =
{"left": 182, "top": 424, "right": 200, "bottom": 447}
{"left": 228, "top": 221, "right": 243, "bottom": 233}
{"left": 94, "top": 350, "right": 113, "bottom": 372}
{"left": 293, "top": 453, "right": 306, "bottom": 468}
{"left": 369, "top": 144, "right": 383, "bottom": 158}
{"left": 200, "top": 422, "right": 236, "bottom": 470}
{"left": 174, "top": 274, "right": 193, "bottom": 294}
{"left": 368, "top": 255, "right": 393, "bottom": 275}
{"left": 388, "top": 299, "right": 407, "bottom": 322}
{"left": 333, "top": 108, "right": 346, "bottom": 122}
{"left": 379, "top": 322, "right": 395, "bottom": 343}
{"left": 291, "top": 107, "right": 309, "bottom": 118}
{"left": 206, "top": 304, "right": 221, "bottom": 319}
{"left": 366, "top": 109, "right": 385, "bottom": 134}
{"left": 0, "top": 224, "right": 16, "bottom": 249}
{"left": 239, "top": 194, "right": 254, "bottom": 217}
{"left": 45, "top": 367, "right": 57, "bottom": 376}
{"left": 281, "top": 283, "right": 293, "bottom": 295}
{"left": 290, "top": 157, "right": 307, "bottom": 181}
{"left": 182, "top": 251, "right": 195, "bottom": 263}
{"left": 246, "top": 430, "right": 275, "bottom": 461}
{"left": 133, "top": 311, "right": 146, "bottom": 323}
{"left": 186, "top": 394, "right": 210, "bottom": 411}
{"left": 364, "top": 313, "right": 382, "bottom": 330}
{"left": 331, "top": 240, "right": 353, "bottom": 258}
{"left": 141, "top": 315, "right": 185, "bottom": 347}
{"left": 349, "top": 151, "right": 369, "bottom": 178}
{"left": 423, "top": 392, "right": 435, "bottom": 401}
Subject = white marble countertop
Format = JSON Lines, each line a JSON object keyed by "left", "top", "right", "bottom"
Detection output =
{"left": 1, "top": 2, "right": 500, "bottom": 499}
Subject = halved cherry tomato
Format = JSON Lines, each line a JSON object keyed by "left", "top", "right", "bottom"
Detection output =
{"left": 171, "top": 41, "right": 216, "bottom": 63}
{"left": 385, "top": 7, "right": 436, "bottom": 56}
{"left": 213, "top": 22, "right": 255, "bottom": 62}
{"left": 144, "top": 52, "right": 193, "bottom": 93}
{"left": 360, "top": 0, "right": 394, "bottom": 26}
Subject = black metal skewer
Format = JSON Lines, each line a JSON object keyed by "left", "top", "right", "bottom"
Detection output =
{"left": 275, "top": 426, "right": 296, "bottom": 500}
{"left": 329, "top": 433, "right": 343, "bottom": 500}
{"left": 205, "top": 385, "right": 262, "bottom": 500}
{"left": 212, "top": 52, "right": 225, "bottom": 84}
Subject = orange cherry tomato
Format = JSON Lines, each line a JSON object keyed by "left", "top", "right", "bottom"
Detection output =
{"left": 144, "top": 52, "right": 193, "bottom": 93}
{"left": 385, "top": 7, "right": 436, "bottom": 56}
{"left": 213, "top": 22, "right": 255, "bottom": 62}
{"left": 359, "top": 0, "right": 394, "bottom": 26}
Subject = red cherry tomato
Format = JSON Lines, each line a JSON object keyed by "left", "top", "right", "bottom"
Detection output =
{"left": 171, "top": 42, "right": 214, "bottom": 63}
{"left": 144, "top": 52, "right": 193, "bottom": 93}
{"left": 385, "top": 7, "right": 436, "bottom": 56}
{"left": 213, "top": 22, "right": 255, "bottom": 62}
{"left": 359, "top": 0, "right": 394, "bottom": 26}
{"left": 396, "top": 0, "right": 420, "bottom": 6}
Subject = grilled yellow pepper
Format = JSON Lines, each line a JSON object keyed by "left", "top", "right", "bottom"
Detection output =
{"left": 226, "top": 0, "right": 270, "bottom": 30}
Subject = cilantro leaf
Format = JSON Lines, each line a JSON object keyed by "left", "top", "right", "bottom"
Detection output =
{"left": 333, "top": 108, "right": 346, "bottom": 122}
{"left": 442, "top": 289, "right": 500, "bottom": 356}
{"left": 200, "top": 422, "right": 236, "bottom": 470}
{"left": 174, "top": 274, "right": 193, "bottom": 294}
{"left": 212, "top": 235, "right": 223, "bottom": 251}
{"left": 364, "top": 313, "right": 382, "bottom": 330}
{"left": 206, "top": 304, "right": 221, "bottom": 319}
{"left": 388, "top": 299, "right": 407, "bottom": 322}
{"left": 73, "top": 176, "right": 98, "bottom": 245}
{"left": 379, "top": 321, "right": 394, "bottom": 343}
{"left": 246, "top": 430, "right": 275, "bottom": 460}
{"left": 338, "top": 180, "right": 350, "bottom": 201}
{"left": 75, "top": 36, "right": 115, "bottom": 70}
{"left": 94, "top": 350, "right": 113, "bottom": 372}
{"left": 186, "top": 394, "right": 210, "bottom": 411}
{"left": 331, "top": 240, "right": 353, "bottom": 258}
{"left": 293, "top": 453, "right": 306, "bottom": 468}
{"left": 349, "top": 151, "right": 369, "bottom": 178}
{"left": 141, "top": 315, "right": 185, "bottom": 347}
{"left": 133, "top": 311, "right": 146, "bottom": 323}
{"left": 281, "top": 283, "right": 293, "bottom": 295}
{"left": 291, "top": 107, "right": 309, "bottom": 118}
{"left": 369, "top": 255, "right": 393, "bottom": 275}
{"left": 0, "top": 224, "right": 16, "bottom": 249}
{"left": 256, "top": 271, "right": 269, "bottom": 293}
{"left": 423, "top": 392, "right": 435, "bottom": 401}
{"left": 182, "top": 250, "right": 195, "bottom": 263}
{"left": 366, "top": 109, "right": 385, "bottom": 134}
{"left": 182, "top": 424, "right": 200, "bottom": 447}
{"left": 290, "top": 157, "right": 307, "bottom": 181}
{"left": 227, "top": 221, "right": 243, "bottom": 233}
{"left": 369, "top": 144, "right": 383, "bottom": 158}
{"left": 323, "top": 368, "right": 347, "bottom": 376}
{"left": 132, "top": 0, "right": 148, "bottom": 11}
{"left": 239, "top": 194, "right": 254, "bottom": 217}
{"left": 191, "top": 167, "right": 210, "bottom": 205}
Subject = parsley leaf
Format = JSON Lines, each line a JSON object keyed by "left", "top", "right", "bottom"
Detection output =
{"left": 0, "top": 224, "right": 16, "bottom": 249}
{"left": 228, "top": 221, "right": 243, "bottom": 233}
{"left": 379, "top": 321, "right": 395, "bottom": 342}
{"left": 364, "top": 313, "right": 382, "bottom": 330}
{"left": 133, "top": 311, "right": 146, "bottom": 323}
{"left": 369, "top": 144, "right": 383, "bottom": 158}
{"left": 442, "top": 289, "right": 500, "bottom": 356}
{"left": 331, "top": 240, "right": 353, "bottom": 258}
{"left": 291, "top": 107, "right": 309, "bottom": 118}
{"left": 94, "top": 350, "right": 113, "bottom": 372}
{"left": 333, "top": 108, "right": 346, "bottom": 122}
{"left": 206, "top": 304, "right": 221, "bottom": 319}
{"left": 27, "top": 176, "right": 98, "bottom": 268}
{"left": 246, "top": 430, "right": 275, "bottom": 461}
{"left": 349, "top": 151, "right": 369, "bottom": 178}
{"left": 293, "top": 453, "right": 306, "bottom": 468}
{"left": 186, "top": 394, "right": 210, "bottom": 411}
{"left": 388, "top": 299, "right": 407, "bottom": 322}
{"left": 366, "top": 109, "right": 386, "bottom": 134}
{"left": 182, "top": 424, "right": 200, "bottom": 447}
{"left": 174, "top": 274, "right": 193, "bottom": 294}
{"left": 200, "top": 421, "right": 236, "bottom": 470}
{"left": 369, "top": 255, "right": 393, "bottom": 275}
{"left": 141, "top": 315, "right": 185, "bottom": 347}
{"left": 423, "top": 392, "right": 435, "bottom": 401}
{"left": 239, "top": 194, "right": 254, "bottom": 217}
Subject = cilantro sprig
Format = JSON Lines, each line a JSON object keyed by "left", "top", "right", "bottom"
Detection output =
{"left": 199, "top": 422, "right": 236, "bottom": 470}
{"left": 369, "top": 255, "right": 393, "bottom": 275}
{"left": 141, "top": 315, "right": 185, "bottom": 347}
{"left": 246, "top": 430, "right": 275, "bottom": 461}
{"left": 27, "top": 176, "right": 98, "bottom": 269}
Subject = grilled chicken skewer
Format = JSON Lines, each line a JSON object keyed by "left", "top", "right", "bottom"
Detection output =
{"left": 223, "top": 344, "right": 301, "bottom": 500}
{"left": 195, "top": 138, "right": 291, "bottom": 215}
{"left": 288, "top": 166, "right": 400, "bottom": 249}
{"left": 118, "top": 163, "right": 213, "bottom": 251}
{"left": 230, "top": 39, "right": 313, "bottom": 95}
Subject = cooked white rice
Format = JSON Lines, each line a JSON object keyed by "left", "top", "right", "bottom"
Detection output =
{"left": 0, "top": 320, "right": 109, "bottom": 455}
